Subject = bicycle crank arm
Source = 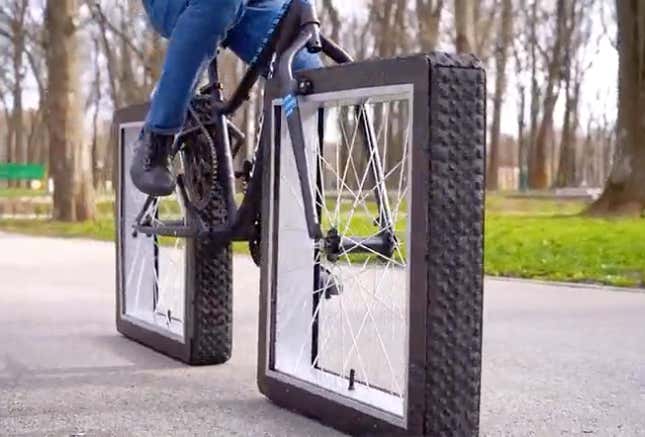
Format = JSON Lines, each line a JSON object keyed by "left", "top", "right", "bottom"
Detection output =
{"left": 133, "top": 220, "right": 207, "bottom": 239}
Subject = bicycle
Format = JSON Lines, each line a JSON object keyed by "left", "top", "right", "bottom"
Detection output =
{"left": 114, "top": 1, "right": 486, "bottom": 435}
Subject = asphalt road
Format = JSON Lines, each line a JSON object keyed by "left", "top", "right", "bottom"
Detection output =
{"left": 1, "top": 232, "right": 644, "bottom": 436}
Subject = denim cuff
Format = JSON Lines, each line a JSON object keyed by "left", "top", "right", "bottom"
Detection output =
{"left": 144, "top": 123, "right": 181, "bottom": 136}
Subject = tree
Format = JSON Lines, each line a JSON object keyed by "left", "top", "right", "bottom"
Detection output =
{"left": 589, "top": 0, "right": 645, "bottom": 215}
{"left": 0, "top": 56, "right": 12, "bottom": 174}
{"left": 487, "top": 0, "right": 512, "bottom": 190}
{"left": 529, "top": 0, "right": 567, "bottom": 189}
{"left": 24, "top": 16, "right": 49, "bottom": 169}
{"left": 369, "top": 0, "right": 408, "bottom": 58}
{"left": 86, "top": 0, "right": 162, "bottom": 108}
{"left": 45, "top": 0, "right": 95, "bottom": 221}
{"left": 527, "top": 0, "right": 540, "bottom": 189}
{"left": 554, "top": 0, "right": 589, "bottom": 188}
{"left": 454, "top": 0, "right": 476, "bottom": 52}
{"left": 0, "top": 0, "right": 29, "bottom": 188}
{"left": 416, "top": 0, "right": 444, "bottom": 51}
{"left": 321, "top": 0, "right": 342, "bottom": 44}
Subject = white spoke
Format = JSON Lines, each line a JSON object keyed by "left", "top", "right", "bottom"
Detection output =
{"left": 273, "top": 98, "right": 412, "bottom": 414}
{"left": 123, "top": 183, "right": 187, "bottom": 336}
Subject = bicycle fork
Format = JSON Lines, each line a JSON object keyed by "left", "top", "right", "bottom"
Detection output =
{"left": 278, "top": 24, "right": 324, "bottom": 240}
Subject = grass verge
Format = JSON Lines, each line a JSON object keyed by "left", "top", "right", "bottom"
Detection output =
{"left": 485, "top": 214, "right": 645, "bottom": 288}
{"left": 1, "top": 195, "right": 643, "bottom": 288}
{"left": 0, "top": 188, "right": 48, "bottom": 199}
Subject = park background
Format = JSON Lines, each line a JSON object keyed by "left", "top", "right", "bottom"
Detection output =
{"left": 0, "top": 0, "right": 643, "bottom": 287}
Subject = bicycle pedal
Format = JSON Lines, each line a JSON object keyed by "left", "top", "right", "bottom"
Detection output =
{"left": 234, "top": 160, "right": 254, "bottom": 182}
{"left": 318, "top": 267, "right": 343, "bottom": 299}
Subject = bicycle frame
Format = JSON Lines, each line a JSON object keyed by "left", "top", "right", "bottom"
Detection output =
{"left": 133, "top": 0, "right": 395, "bottom": 257}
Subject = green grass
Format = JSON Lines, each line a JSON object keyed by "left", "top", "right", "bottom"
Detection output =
{"left": 1, "top": 194, "right": 644, "bottom": 288}
{"left": 485, "top": 193, "right": 587, "bottom": 216}
{"left": 0, "top": 216, "right": 253, "bottom": 255}
{"left": 0, "top": 188, "right": 48, "bottom": 199}
{"left": 485, "top": 214, "right": 645, "bottom": 287}
{"left": 0, "top": 218, "right": 115, "bottom": 241}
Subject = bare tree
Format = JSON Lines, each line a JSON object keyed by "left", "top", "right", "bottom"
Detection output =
{"left": 0, "top": 0, "right": 29, "bottom": 188}
{"left": 369, "top": 0, "right": 408, "bottom": 58}
{"left": 23, "top": 13, "right": 49, "bottom": 168}
{"left": 454, "top": 0, "right": 476, "bottom": 52}
{"left": 474, "top": 0, "right": 500, "bottom": 61}
{"left": 487, "top": 0, "right": 512, "bottom": 190}
{"left": 529, "top": 0, "right": 567, "bottom": 189}
{"left": 554, "top": 0, "right": 594, "bottom": 188}
{"left": 89, "top": 35, "right": 104, "bottom": 189}
{"left": 417, "top": 0, "right": 444, "bottom": 51}
{"left": 527, "top": 0, "right": 540, "bottom": 189}
{"left": 589, "top": 0, "right": 645, "bottom": 214}
{"left": 116, "top": 2, "right": 144, "bottom": 105}
{"left": 86, "top": 0, "right": 161, "bottom": 108}
{"left": 0, "top": 52, "right": 12, "bottom": 174}
{"left": 321, "top": 0, "right": 342, "bottom": 43}
{"left": 45, "top": 0, "right": 95, "bottom": 221}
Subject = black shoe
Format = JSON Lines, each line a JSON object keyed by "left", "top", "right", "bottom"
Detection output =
{"left": 130, "top": 130, "right": 176, "bottom": 197}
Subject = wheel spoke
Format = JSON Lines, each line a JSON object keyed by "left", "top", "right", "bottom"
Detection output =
{"left": 273, "top": 98, "right": 412, "bottom": 413}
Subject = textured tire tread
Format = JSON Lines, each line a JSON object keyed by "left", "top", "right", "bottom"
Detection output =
{"left": 424, "top": 53, "right": 486, "bottom": 436}
{"left": 188, "top": 137, "right": 233, "bottom": 366}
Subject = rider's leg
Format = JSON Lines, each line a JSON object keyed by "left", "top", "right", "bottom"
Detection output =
{"left": 146, "top": 0, "right": 245, "bottom": 133}
{"left": 141, "top": 0, "right": 187, "bottom": 38}
{"left": 132, "top": 0, "right": 245, "bottom": 196}
{"left": 224, "top": 0, "right": 324, "bottom": 72}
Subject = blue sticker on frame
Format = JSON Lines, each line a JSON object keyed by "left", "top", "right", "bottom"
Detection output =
{"left": 283, "top": 94, "right": 298, "bottom": 117}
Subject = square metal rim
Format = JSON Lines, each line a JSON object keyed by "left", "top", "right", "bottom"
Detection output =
{"left": 258, "top": 54, "right": 433, "bottom": 436}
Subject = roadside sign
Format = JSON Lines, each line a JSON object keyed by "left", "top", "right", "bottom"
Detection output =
{"left": 0, "top": 164, "right": 46, "bottom": 181}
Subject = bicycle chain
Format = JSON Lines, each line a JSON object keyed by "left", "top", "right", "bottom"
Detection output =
{"left": 180, "top": 97, "right": 219, "bottom": 213}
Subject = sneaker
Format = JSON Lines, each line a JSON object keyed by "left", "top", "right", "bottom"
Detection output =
{"left": 130, "top": 130, "right": 176, "bottom": 197}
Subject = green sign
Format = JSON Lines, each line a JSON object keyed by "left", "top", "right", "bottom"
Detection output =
{"left": 0, "top": 163, "right": 46, "bottom": 180}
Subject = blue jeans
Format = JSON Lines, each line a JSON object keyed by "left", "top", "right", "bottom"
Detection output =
{"left": 142, "top": 0, "right": 322, "bottom": 134}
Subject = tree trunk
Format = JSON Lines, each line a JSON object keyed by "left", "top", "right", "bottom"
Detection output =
{"left": 0, "top": 98, "right": 10, "bottom": 188}
{"left": 517, "top": 86, "right": 527, "bottom": 191}
{"left": 370, "top": 0, "right": 406, "bottom": 58}
{"left": 146, "top": 35, "right": 165, "bottom": 92}
{"left": 46, "top": 0, "right": 96, "bottom": 221}
{"left": 119, "top": 11, "right": 142, "bottom": 105}
{"left": 91, "top": 36, "right": 103, "bottom": 190}
{"left": 487, "top": 0, "right": 512, "bottom": 190}
{"left": 555, "top": 77, "right": 580, "bottom": 188}
{"left": 7, "top": 1, "right": 28, "bottom": 188}
{"left": 589, "top": 0, "right": 645, "bottom": 215}
{"left": 321, "top": 0, "right": 342, "bottom": 43}
{"left": 455, "top": 0, "right": 476, "bottom": 53}
{"left": 530, "top": 0, "right": 566, "bottom": 189}
{"left": 527, "top": 0, "right": 539, "bottom": 188}
{"left": 89, "top": 2, "right": 121, "bottom": 109}
{"left": 416, "top": 0, "right": 444, "bottom": 51}
{"left": 3, "top": 106, "right": 14, "bottom": 164}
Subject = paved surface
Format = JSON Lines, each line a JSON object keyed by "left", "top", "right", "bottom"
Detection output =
{"left": 1, "top": 232, "right": 644, "bottom": 436}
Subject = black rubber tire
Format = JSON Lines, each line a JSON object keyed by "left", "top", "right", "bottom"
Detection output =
{"left": 114, "top": 107, "right": 233, "bottom": 366}
{"left": 256, "top": 53, "right": 484, "bottom": 436}
{"left": 184, "top": 135, "right": 233, "bottom": 366}
{"left": 422, "top": 53, "right": 485, "bottom": 435}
